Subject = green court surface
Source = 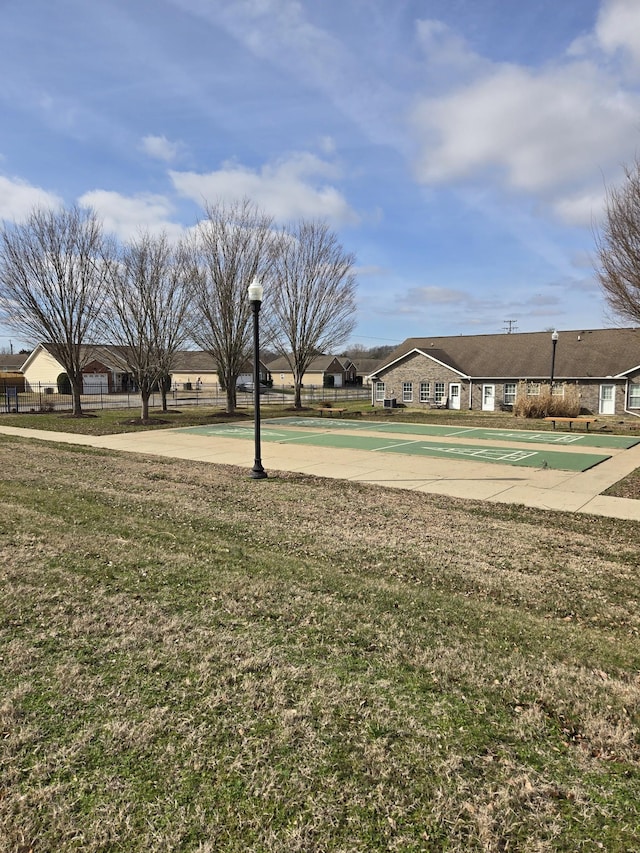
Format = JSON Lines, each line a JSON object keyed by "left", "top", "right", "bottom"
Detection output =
{"left": 180, "top": 423, "right": 612, "bottom": 472}
{"left": 263, "top": 417, "right": 640, "bottom": 449}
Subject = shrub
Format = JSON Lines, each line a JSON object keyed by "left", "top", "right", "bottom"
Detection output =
{"left": 513, "top": 382, "right": 581, "bottom": 418}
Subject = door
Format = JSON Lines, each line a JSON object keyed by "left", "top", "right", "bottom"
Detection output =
{"left": 449, "top": 383, "right": 461, "bottom": 410}
{"left": 83, "top": 373, "right": 108, "bottom": 394}
{"left": 599, "top": 384, "right": 615, "bottom": 415}
{"left": 482, "top": 384, "right": 495, "bottom": 411}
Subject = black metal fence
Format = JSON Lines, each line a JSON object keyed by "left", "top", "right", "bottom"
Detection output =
{"left": 1, "top": 382, "right": 371, "bottom": 414}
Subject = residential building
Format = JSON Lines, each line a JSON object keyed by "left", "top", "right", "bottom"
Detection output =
{"left": 370, "top": 328, "right": 640, "bottom": 416}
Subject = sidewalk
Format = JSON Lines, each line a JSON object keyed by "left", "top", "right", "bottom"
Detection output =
{"left": 2, "top": 423, "right": 640, "bottom": 521}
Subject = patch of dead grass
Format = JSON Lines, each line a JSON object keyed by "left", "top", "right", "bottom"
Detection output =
{"left": 1, "top": 437, "right": 639, "bottom": 851}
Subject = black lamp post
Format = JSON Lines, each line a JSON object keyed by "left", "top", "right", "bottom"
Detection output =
{"left": 550, "top": 329, "right": 559, "bottom": 389}
{"left": 248, "top": 279, "right": 267, "bottom": 479}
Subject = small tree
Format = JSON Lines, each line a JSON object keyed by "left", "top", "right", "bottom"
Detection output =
{"left": 268, "top": 219, "right": 356, "bottom": 409}
{"left": 101, "top": 232, "right": 191, "bottom": 422}
{"left": 189, "top": 199, "right": 274, "bottom": 414}
{"left": 596, "top": 158, "right": 640, "bottom": 324}
{"left": 0, "top": 205, "right": 111, "bottom": 416}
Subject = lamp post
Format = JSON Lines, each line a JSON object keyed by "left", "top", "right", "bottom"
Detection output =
{"left": 248, "top": 279, "right": 267, "bottom": 479}
{"left": 550, "top": 329, "right": 559, "bottom": 389}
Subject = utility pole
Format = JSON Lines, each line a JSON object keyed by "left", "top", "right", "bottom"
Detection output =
{"left": 503, "top": 320, "right": 518, "bottom": 334}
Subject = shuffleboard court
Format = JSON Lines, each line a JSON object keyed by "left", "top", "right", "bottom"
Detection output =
{"left": 179, "top": 424, "right": 611, "bottom": 472}
{"left": 262, "top": 417, "right": 640, "bottom": 450}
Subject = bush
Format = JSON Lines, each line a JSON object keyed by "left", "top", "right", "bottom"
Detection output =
{"left": 512, "top": 382, "right": 581, "bottom": 419}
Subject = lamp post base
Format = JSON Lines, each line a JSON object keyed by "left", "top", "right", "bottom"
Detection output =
{"left": 250, "top": 462, "right": 267, "bottom": 479}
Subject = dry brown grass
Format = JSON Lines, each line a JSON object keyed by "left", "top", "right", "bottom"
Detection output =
{"left": 512, "top": 383, "right": 581, "bottom": 419}
{"left": 1, "top": 436, "right": 639, "bottom": 851}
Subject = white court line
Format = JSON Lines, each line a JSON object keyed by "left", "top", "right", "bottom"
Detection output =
{"left": 442, "top": 427, "right": 481, "bottom": 437}
{"left": 372, "top": 439, "right": 421, "bottom": 451}
{"left": 427, "top": 445, "right": 538, "bottom": 461}
{"left": 490, "top": 430, "right": 582, "bottom": 444}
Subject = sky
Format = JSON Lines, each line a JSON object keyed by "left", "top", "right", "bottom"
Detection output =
{"left": 1, "top": 0, "right": 640, "bottom": 353}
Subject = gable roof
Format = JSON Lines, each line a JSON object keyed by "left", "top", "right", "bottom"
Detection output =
{"left": 0, "top": 353, "right": 28, "bottom": 372}
{"left": 21, "top": 342, "right": 132, "bottom": 373}
{"left": 372, "top": 328, "right": 640, "bottom": 380}
{"left": 352, "top": 357, "right": 380, "bottom": 376}
{"left": 172, "top": 350, "right": 219, "bottom": 372}
{"left": 266, "top": 354, "right": 347, "bottom": 373}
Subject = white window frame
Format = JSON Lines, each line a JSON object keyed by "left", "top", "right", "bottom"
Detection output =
{"left": 629, "top": 384, "right": 640, "bottom": 408}
{"left": 402, "top": 381, "right": 413, "bottom": 402}
{"left": 551, "top": 382, "right": 564, "bottom": 397}
{"left": 375, "top": 381, "right": 385, "bottom": 402}
{"left": 434, "top": 382, "right": 445, "bottom": 404}
{"left": 504, "top": 383, "right": 517, "bottom": 405}
{"left": 527, "top": 382, "right": 540, "bottom": 396}
{"left": 420, "top": 381, "right": 430, "bottom": 403}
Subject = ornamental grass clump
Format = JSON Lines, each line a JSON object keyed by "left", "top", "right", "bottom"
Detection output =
{"left": 513, "top": 382, "right": 581, "bottom": 418}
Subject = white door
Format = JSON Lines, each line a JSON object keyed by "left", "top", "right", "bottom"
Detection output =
{"left": 449, "top": 383, "right": 461, "bottom": 410}
{"left": 599, "top": 384, "right": 615, "bottom": 415}
{"left": 482, "top": 384, "right": 495, "bottom": 412}
{"left": 83, "top": 373, "right": 108, "bottom": 394}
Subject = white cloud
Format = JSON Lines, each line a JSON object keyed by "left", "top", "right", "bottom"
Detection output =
{"left": 552, "top": 189, "right": 608, "bottom": 227}
{"left": 415, "top": 18, "right": 484, "bottom": 79}
{"left": 404, "top": 285, "right": 468, "bottom": 306}
{"left": 170, "top": 152, "right": 358, "bottom": 224}
{"left": 596, "top": 0, "right": 640, "bottom": 63}
{"left": 410, "top": 7, "right": 640, "bottom": 226}
{"left": 140, "top": 134, "right": 182, "bottom": 162}
{"left": 319, "top": 136, "right": 336, "bottom": 156}
{"left": 0, "top": 175, "right": 61, "bottom": 222}
{"left": 412, "top": 61, "right": 638, "bottom": 194}
{"left": 78, "top": 190, "right": 184, "bottom": 241}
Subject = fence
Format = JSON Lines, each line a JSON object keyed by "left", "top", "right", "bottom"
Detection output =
{"left": 1, "top": 382, "right": 371, "bottom": 414}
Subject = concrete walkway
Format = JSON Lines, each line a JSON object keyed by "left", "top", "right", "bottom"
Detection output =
{"left": 2, "top": 422, "right": 640, "bottom": 520}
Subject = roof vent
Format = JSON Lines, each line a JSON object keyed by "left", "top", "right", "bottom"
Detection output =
{"left": 430, "top": 342, "right": 434, "bottom": 347}
{"left": 577, "top": 335, "right": 581, "bottom": 341}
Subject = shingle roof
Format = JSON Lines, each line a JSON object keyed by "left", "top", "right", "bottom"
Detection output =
{"left": 352, "top": 358, "right": 380, "bottom": 376}
{"left": 37, "top": 342, "right": 132, "bottom": 371}
{"left": 373, "top": 328, "right": 640, "bottom": 379}
{"left": 172, "top": 351, "right": 219, "bottom": 372}
{"left": 0, "top": 353, "right": 28, "bottom": 371}
{"left": 266, "top": 354, "right": 346, "bottom": 372}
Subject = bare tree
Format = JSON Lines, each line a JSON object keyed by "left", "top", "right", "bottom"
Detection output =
{"left": 0, "top": 205, "right": 111, "bottom": 415}
{"left": 100, "top": 232, "right": 192, "bottom": 422}
{"left": 188, "top": 199, "right": 274, "bottom": 414}
{"left": 268, "top": 219, "right": 356, "bottom": 409}
{"left": 596, "top": 159, "right": 640, "bottom": 324}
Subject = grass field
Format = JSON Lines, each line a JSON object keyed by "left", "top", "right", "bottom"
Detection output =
{"left": 1, "top": 434, "right": 639, "bottom": 851}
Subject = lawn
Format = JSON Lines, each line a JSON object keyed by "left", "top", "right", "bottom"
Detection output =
{"left": 1, "top": 435, "right": 639, "bottom": 851}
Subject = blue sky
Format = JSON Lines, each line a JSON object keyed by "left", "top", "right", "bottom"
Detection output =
{"left": 2, "top": 0, "right": 640, "bottom": 352}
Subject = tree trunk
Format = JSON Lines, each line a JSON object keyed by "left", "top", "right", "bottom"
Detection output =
{"left": 141, "top": 389, "right": 151, "bottom": 421}
{"left": 160, "top": 375, "right": 171, "bottom": 412}
{"left": 294, "top": 383, "right": 302, "bottom": 409}
{"left": 225, "top": 384, "right": 236, "bottom": 415}
{"left": 71, "top": 375, "right": 83, "bottom": 417}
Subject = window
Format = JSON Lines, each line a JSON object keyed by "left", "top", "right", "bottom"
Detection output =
{"left": 420, "top": 381, "right": 430, "bottom": 402}
{"left": 551, "top": 382, "right": 564, "bottom": 397}
{"left": 527, "top": 382, "right": 540, "bottom": 396}
{"left": 504, "top": 383, "right": 517, "bottom": 405}
{"left": 434, "top": 382, "right": 445, "bottom": 404}
{"left": 402, "top": 381, "right": 413, "bottom": 402}
{"left": 375, "top": 381, "right": 385, "bottom": 401}
{"left": 629, "top": 384, "right": 640, "bottom": 408}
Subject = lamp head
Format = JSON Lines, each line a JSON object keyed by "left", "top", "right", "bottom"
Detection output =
{"left": 248, "top": 280, "right": 264, "bottom": 302}
{"left": 551, "top": 330, "right": 559, "bottom": 342}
